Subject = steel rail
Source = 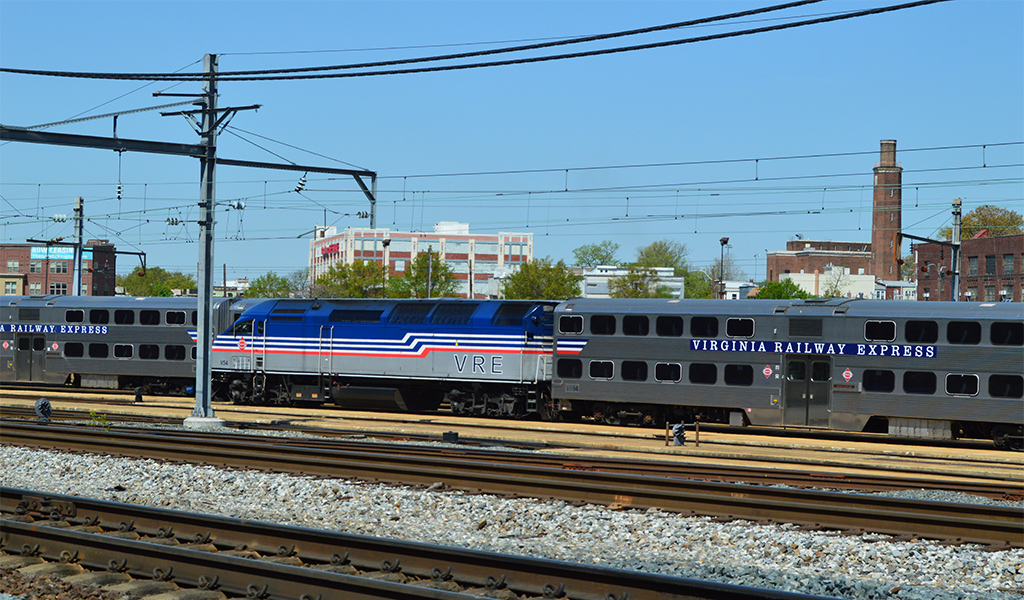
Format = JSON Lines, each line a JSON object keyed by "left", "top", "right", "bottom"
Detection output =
{"left": 1, "top": 487, "right": 832, "bottom": 600}
{"left": 2, "top": 422, "right": 1021, "bottom": 547}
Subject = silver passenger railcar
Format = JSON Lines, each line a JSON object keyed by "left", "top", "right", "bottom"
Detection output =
{"left": 551, "top": 298, "right": 1023, "bottom": 447}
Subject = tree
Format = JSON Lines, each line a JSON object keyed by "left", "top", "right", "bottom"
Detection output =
{"left": 939, "top": 205, "right": 1023, "bottom": 240}
{"left": 820, "top": 268, "right": 850, "bottom": 298}
{"left": 900, "top": 253, "right": 916, "bottom": 281}
{"left": 117, "top": 266, "right": 197, "bottom": 297}
{"left": 754, "top": 279, "right": 812, "bottom": 299}
{"left": 246, "top": 272, "right": 292, "bottom": 298}
{"left": 709, "top": 254, "right": 745, "bottom": 283}
{"left": 316, "top": 260, "right": 386, "bottom": 298}
{"left": 682, "top": 270, "right": 714, "bottom": 299}
{"left": 635, "top": 239, "right": 689, "bottom": 275}
{"left": 502, "top": 257, "right": 582, "bottom": 300}
{"left": 572, "top": 240, "right": 620, "bottom": 267}
{"left": 388, "top": 251, "right": 459, "bottom": 298}
{"left": 608, "top": 265, "right": 672, "bottom": 298}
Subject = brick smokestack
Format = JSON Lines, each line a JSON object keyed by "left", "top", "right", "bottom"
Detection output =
{"left": 871, "top": 140, "right": 902, "bottom": 279}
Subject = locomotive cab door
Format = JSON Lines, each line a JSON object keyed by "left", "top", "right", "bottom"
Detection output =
{"left": 782, "top": 354, "right": 831, "bottom": 428}
{"left": 15, "top": 334, "right": 46, "bottom": 382}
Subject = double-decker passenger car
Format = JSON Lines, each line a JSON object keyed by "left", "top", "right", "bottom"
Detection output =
{"left": 211, "top": 298, "right": 556, "bottom": 416}
{"left": 0, "top": 295, "right": 241, "bottom": 394}
{"left": 551, "top": 298, "right": 1023, "bottom": 447}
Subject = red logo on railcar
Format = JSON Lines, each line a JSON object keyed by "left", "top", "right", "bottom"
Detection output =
{"left": 762, "top": 365, "right": 772, "bottom": 378}
{"left": 843, "top": 368, "right": 852, "bottom": 381}
{"left": 238, "top": 338, "right": 246, "bottom": 350}
{"left": 51, "top": 342, "right": 58, "bottom": 351}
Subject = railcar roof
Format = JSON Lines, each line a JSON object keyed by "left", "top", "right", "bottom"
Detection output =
{"left": 1, "top": 295, "right": 214, "bottom": 310}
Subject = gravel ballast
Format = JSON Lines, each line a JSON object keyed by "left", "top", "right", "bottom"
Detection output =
{"left": 1, "top": 443, "right": 1022, "bottom": 600}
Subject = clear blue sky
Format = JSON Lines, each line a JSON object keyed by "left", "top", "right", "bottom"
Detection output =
{"left": 2, "top": 1, "right": 1021, "bottom": 284}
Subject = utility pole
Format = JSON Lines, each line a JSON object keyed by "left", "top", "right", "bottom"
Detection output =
{"left": 72, "top": 196, "right": 83, "bottom": 296}
{"left": 951, "top": 198, "right": 962, "bottom": 302}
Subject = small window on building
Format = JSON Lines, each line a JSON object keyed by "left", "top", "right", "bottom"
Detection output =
{"left": 65, "top": 309, "right": 84, "bottom": 323}
{"left": 114, "top": 310, "right": 134, "bottom": 325}
{"left": 139, "top": 345, "right": 160, "bottom": 360}
{"left": 623, "top": 315, "right": 649, "bottom": 336}
{"left": 88, "top": 343, "right": 108, "bottom": 358}
{"left": 655, "top": 316, "right": 683, "bottom": 337}
{"left": 557, "top": 359, "right": 582, "bottom": 379}
{"left": 655, "top": 363, "right": 681, "bottom": 382}
{"left": 991, "top": 322, "right": 1023, "bottom": 346}
{"left": 903, "top": 371, "right": 936, "bottom": 394}
{"left": 89, "top": 309, "right": 109, "bottom": 324}
{"left": 140, "top": 310, "right": 160, "bottom": 325}
{"left": 724, "top": 364, "right": 753, "bottom": 386}
{"left": 989, "top": 375, "right": 1023, "bottom": 399}
{"left": 985, "top": 255, "right": 996, "bottom": 276}
{"left": 863, "top": 369, "right": 895, "bottom": 392}
{"left": 114, "top": 344, "right": 134, "bottom": 359}
{"left": 1004, "top": 254, "right": 1015, "bottom": 275}
{"left": 166, "top": 311, "right": 186, "bottom": 325}
{"left": 165, "top": 345, "right": 187, "bottom": 361}
{"left": 985, "top": 286, "right": 996, "bottom": 302}
{"left": 947, "top": 321, "right": 981, "bottom": 344}
{"left": 589, "top": 361, "right": 614, "bottom": 379}
{"left": 690, "top": 317, "right": 718, "bottom": 338}
{"left": 590, "top": 315, "right": 616, "bottom": 335}
{"left": 726, "top": 318, "right": 754, "bottom": 338}
{"left": 968, "top": 256, "right": 979, "bottom": 276}
{"left": 689, "top": 363, "right": 717, "bottom": 384}
{"left": 945, "top": 373, "right": 979, "bottom": 396}
{"left": 864, "top": 321, "right": 896, "bottom": 342}
{"left": 621, "top": 361, "right": 648, "bottom": 381}
{"left": 558, "top": 315, "right": 583, "bottom": 334}
{"left": 905, "top": 320, "right": 938, "bottom": 343}
{"left": 64, "top": 342, "right": 84, "bottom": 357}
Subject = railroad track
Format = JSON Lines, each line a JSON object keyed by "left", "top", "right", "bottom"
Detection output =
{"left": 1, "top": 487, "right": 824, "bottom": 600}
{"left": 2, "top": 421, "right": 1021, "bottom": 548}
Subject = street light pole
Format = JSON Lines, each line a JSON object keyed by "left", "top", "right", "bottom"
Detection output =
{"left": 719, "top": 237, "right": 729, "bottom": 299}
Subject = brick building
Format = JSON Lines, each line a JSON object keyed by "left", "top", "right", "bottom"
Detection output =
{"left": 0, "top": 240, "right": 117, "bottom": 296}
{"left": 916, "top": 233, "right": 1023, "bottom": 302}
{"left": 308, "top": 222, "right": 533, "bottom": 299}
{"left": 765, "top": 140, "right": 905, "bottom": 287}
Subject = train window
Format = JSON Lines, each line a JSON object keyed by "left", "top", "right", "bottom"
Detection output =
{"left": 431, "top": 302, "right": 479, "bottom": 325}
{"left": 557, "top": 359, "right": 582, "bottom": 379}
{"left": 166, "top": 311, "right": 186, "bottom": 325}
{"left": 787, "top": 362, "right": 806, "bottom": 382}
{"left": 232, "top": 320, "right": 254, "bottom": 336}
{"left": 864, "top": 321, "right": 896, "bottom": 342}
{"left": 655, "top": 363, "right": 681, "bottom": 382}
{"left": 114, "top": 310, "right": 135, "bottom": 325}
{"left": 590, "top": 315, "right": 616, "bottom": 335}
{"left": 991, "top": 322, "right": 1023, "bottom": 346}
{"left": 558, "top": 315, "right": 583, "bottom": 334}
{"left": 33, "top": 337, "right": 44, "bottom": 351}
{"left": 65, "top": 309, "right": 84, "bottom": 323}
{"left": 388, "top": 303, "right": 432, "bottom": 324}
{"left": 724, "top": 364, "right": 753, "bottom": 386}
{"left": 655, "top": 316, "right": 683, "bottom": 337}
{"left": 726, "top": 318, "right": 754, "bottom": 338}
{"left": 621, "top": 361, "right": 648, "bottom": 381}
{"left": 947, "top": 321, "right": 981, "bottom": 345}
{"left": 989, "top": 374, "right": 1023, "bottom": 399}
{"left": 690, "top": 317, "right": 719, "bottom": 338}
{"left": 114, "top": 344, "right": 134, "bottom": 359}
{"left": 17, "top": 337, "right": 29, "bottom": 351}
{"left": 623, "top": 315, "right": 649, "bottom": 336}
{"left": 256, "top": 321, "right": 265, "bottom": 336}
{"left": 589, "top": 361, "right": 614, "bottom": 379}
{"left": 88, "top": 343, "right": 108, "bottom": 358}
{"left": 140, "top": 310, "right": 160, "bottom": 325}
{"left": 811, "top": 362, "right": 831, "bottom": 382}
{"left": 139, "top": 345, "right": 160, "bottom": 360}
{"left": 165, "top": 345, "right": 187, "bottom": 361}
{"left": 905, "top": 320, "right": 938, "bottom": 343}
{"left": 330, "top": 309, "right": 384, "bottom": 323}
{"left": 863, "top": 369, "right": 895, "bottom": 392}
{"left": 64, "top": 342, "right": 84, "bottom": 357}
{"left": 945, "top": 373, "right": 979, "bottom": 396}
{"left": 89, "top": 309, "right": 109, "bottom": 324}
{"left": 903, "top": 371, "right": 936, "bottom": 395}
{"left": 689, "top": 363, "right": 717, "bottom": 385}
{"left": 492, "top": 303, "right": 532, "bottom": 326}
{"left": 192, "top": 311, "right": 198, "bottom": 326}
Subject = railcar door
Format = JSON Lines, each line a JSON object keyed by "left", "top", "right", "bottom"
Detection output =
{"left": 14, "top": 334, "right": 46, "bottom": 382}
{"left": 782, "top": 355, "right": 831, "bottom": 427}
